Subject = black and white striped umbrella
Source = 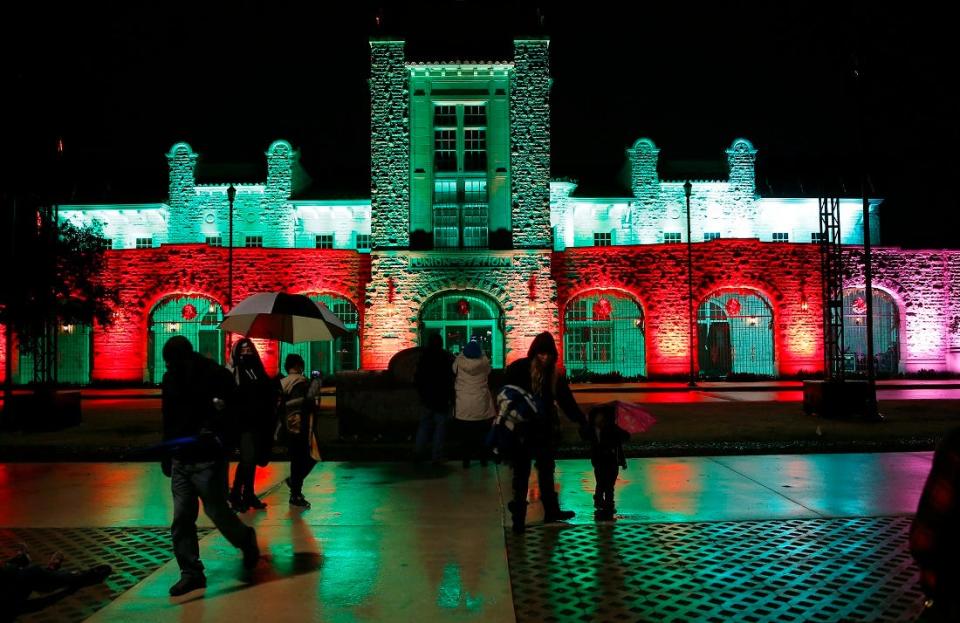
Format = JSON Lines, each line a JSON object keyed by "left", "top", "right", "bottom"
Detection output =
{"left": 219, "top": 292, "right": 348, "bottom": 343}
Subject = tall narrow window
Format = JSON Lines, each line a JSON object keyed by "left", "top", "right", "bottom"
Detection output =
{"left": 432, "top": 102, "right": 489, "bottom": 248}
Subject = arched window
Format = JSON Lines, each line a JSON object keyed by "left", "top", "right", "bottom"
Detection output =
{"left": 842, "top": 288, "right": 900, "bottom": 375}
{"left": 563, "top": 292, "right": 645, "bottom": 377}
{"left": 278, "top": 294, "right": 360, "bottom": 378}
{"left": 419, "top": 291, "right": 504, "bottom": 367}
{"left": 148, "top": 295, "right": 224, "bottom": 383}
{"left": 697, "top": 289, "right": 775, "bottom": 377}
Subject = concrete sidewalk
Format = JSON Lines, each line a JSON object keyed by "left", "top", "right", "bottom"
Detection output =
{"left": 0, "top": 454, "right": 932, "bottom": 622}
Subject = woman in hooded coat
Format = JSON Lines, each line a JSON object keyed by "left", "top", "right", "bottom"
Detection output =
{"left": 227, "top": 338, "right": 280, "bottom": 512}
{"left": 502, "top": 331, "right": 588, "bottom": 533}
{"left": 453, "top": 340, "right": 496, "bottom": 468}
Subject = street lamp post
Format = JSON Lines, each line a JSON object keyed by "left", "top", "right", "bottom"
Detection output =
{"left": 684, "top": 180, "right": 696, "bottom": 388}
{"left": 227, "top": 184, "right": 236, "bottom": 311}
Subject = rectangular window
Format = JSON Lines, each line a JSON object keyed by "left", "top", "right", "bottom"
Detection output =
{"left": 772, "top": 232, "right": 789, "bottom": 243}
{"left": 434, "top": 104, "right": 457, "bottom": 127}
{"left": 356, "top": 234, "right": 371, "bottom": 250}
{"left": 205, "top": 236, "right": 222, "bottom": 247}
{"left": 463, "top": 129, "right": 487, "bottom": 171}
{"left": 315, "top": 234, "right": 334, "bottom": 249}
{"left": 663, "top": 232, "right": 681, "bottom": 243}
{"left": 704, "top": 232, "right": 721, "bottom": 241}
{"left": 567, "top": 299, "right": 588, "bottom": 322}
{"left": 245, "top": 236, "right": 263, "bottom": 248}
{"left": 135, "top": 237, "right": 153, "bottom": 249}
{"left": 434, "top": 129, "right": 457, "bottom": 172}
{"left": 100, "top": 238, "right": 113, "bottom": 250}
{"left": 594, "top": 232, "right": 612, "bottom": 247}
{"left": 811, "top": 232, "right": 826, "bottom": 243}
{"left": 464, "top": 104, "right": 486, "bottom": 126}
{"left": 591, "top": 326, "right": 612, "bottom": 362}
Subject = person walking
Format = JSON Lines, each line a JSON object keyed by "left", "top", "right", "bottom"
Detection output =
{"left": 452, "top": 340, "right": 495, "bottom": 468}
{"left": 502, "top": 331, "right": 588, "bottom": 534}
{"left": 414, "top": 334, "right": 455, "bottom": 464}
{"left": 227, "top": 338, "right": 280, "bottom": 512}
{"left": 586, "top": 404, "right": 630, "bottom": 520}
{"left": 160, "top": 335, "right": 259, "bottom": 597}
{"left": 279, "top": 353, "right": 322, "bottom": 508}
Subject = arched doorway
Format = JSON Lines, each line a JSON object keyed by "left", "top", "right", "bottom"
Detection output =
{"left": 697, "top": 289, "right": 775, "bottom": 378}
{"left": 15, "top": 323, "right": 92, "bottom": 384}
{"left": 563, "top": 291, "right": 646, "bottom": 377}
{"left": 419, "top": 291, "right": 504, "bottom": 368}
{"left": 842, "top": 288, "right": 900, "bottom": 375}
{"left": 148, "top": 295, "right": 224, "bottom": 383}
{"left": 278, "top": 294, "right": 360, "bottom": 379}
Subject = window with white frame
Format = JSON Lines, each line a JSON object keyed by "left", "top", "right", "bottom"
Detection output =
{"left": 100, "top": 238, "right": 113, "bottom": 250}
{"left": 704, "top": 232, "right": 721, "bottom": 241}
{"left": 663, "top": 232, "right": 681, "bottom": 244}
{"left": 356, "top": 234, "right": 372, "bottom": 250}
{"left": 772, "top": 232, "right": 789, "bottom": 243}
{"left": 594, "top": 232, "right": 612, "bottom": 247}
{"left": 315, "top": 234, "right": 334, "bottom": 249}
{"left": 205, "top": 236, "right": 222, "bottom": 247}
{"left": 245, "top": 236, "right": 263, "bottom": 248}
{"left": 811, "top": 232, "right": 826, "bottom": 243}
{"left": 135, "top": 237, "right": 153, "bottom": 249}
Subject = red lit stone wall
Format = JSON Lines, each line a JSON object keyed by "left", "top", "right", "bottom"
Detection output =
{"left": 0, "top": 324, "right": 6, "bottom": 383}
{"left": 361, "top": 250, "right": 558, "bottom": 369}
{"left": 93, "top": 245, "right": 370, "bottom": 382}
{"left": 552, "top": 240, "right": 823, "bottom": 376}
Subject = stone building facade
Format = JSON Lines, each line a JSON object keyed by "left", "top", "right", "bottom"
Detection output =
{"left": 2, "top": 37, "right": 958, "bottom": 384}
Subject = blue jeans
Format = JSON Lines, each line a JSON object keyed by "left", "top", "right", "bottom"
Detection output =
{"left": 415, "top": 408, "right": 449, "bottom": 461}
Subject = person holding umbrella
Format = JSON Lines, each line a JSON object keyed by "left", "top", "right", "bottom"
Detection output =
{"left": 227, "top": 338, "right": 280, "bottom": 512}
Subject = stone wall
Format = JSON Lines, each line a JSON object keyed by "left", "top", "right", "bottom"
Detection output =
{"left": 552, "top": 239, "right": 823, "bottom": 375}
{"left": 91, "top": 246, "right": 371, "bottom": 382}
{"left": 844, "top": 247, "right": 960, "bottom": 372}
{"left": 369, "top": 40, "right": 410, "bottom": 249}
{"left": 510, "top": 39, "right": 552, "bottom": 248}
{"left": 361, "top": 250, "right": 557, "bottom": 369}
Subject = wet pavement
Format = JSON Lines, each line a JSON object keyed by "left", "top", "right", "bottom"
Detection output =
{"left": 0, "top": 453, "right": 932, "bottom": 622}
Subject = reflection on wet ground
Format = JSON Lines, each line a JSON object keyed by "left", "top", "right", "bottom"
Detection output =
{"left": 0, "top": 454, "right": 935, "bottom": 622}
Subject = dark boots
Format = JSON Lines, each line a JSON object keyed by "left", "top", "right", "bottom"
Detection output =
{"left": 508, "top": 501, "right": 527, "bottom": 534}
{"left": 542, "top": 495, "right": 575, "bottom": 524}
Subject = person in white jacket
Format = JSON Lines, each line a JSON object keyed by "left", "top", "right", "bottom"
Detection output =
{"left": 453, "top": 340, "right": 496, "bottom": 468}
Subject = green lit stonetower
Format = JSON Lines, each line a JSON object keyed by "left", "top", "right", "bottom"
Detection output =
{"left": 369, "top": 39, "right": 410, "bottom": 249}
{"left": 362, "top": 37, "right": 559, "bottom": 369}
{"left": 510, "top": 39, "right": 552, "bottom": 248}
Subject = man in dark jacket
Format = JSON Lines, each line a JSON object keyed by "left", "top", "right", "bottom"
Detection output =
{"left": 503, "top": 331, "right": 588, "bottom": 533}
{"left": 161, "top": 335, "right": 259, "bottom": 597}
{"left": 414, "top": 334, "right": 455, "bottom": 463}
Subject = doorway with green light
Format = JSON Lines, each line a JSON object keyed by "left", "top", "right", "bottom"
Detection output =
{"left": 147, "top": 295, "right": 224, "bottom": 384}
{"left": 419, "top": 291, "right": 504, "bottom": 368}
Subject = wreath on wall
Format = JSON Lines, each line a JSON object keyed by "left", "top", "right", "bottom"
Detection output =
{"left": 852, "top": 297, "right": 868, "bottom": 315}
{"left": 725, "top": 297, "right": 741, "bottom": 317}
{"left": 592, "top": 297, "right": 612, "bottom": 321}
{"left": 181, "top": 303, "right": 198, "bottom": 321}
{"left": 456, "top": 298, "right": 471, "bottom": 316}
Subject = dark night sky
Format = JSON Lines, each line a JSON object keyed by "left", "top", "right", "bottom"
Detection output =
{"left": 3, "top": 1, "right": 958, "bottom": 248}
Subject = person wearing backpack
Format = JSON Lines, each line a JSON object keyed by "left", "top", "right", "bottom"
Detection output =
{"left": 279, "top": 353, "right": 322, "bottom": 508}
{"left": 502, "top": 331, "right": 589, "bottom": 534}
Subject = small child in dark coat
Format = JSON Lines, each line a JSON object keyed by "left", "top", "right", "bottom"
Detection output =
{"left": 588, "top": 404, "right": 630, "bottom": 520}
